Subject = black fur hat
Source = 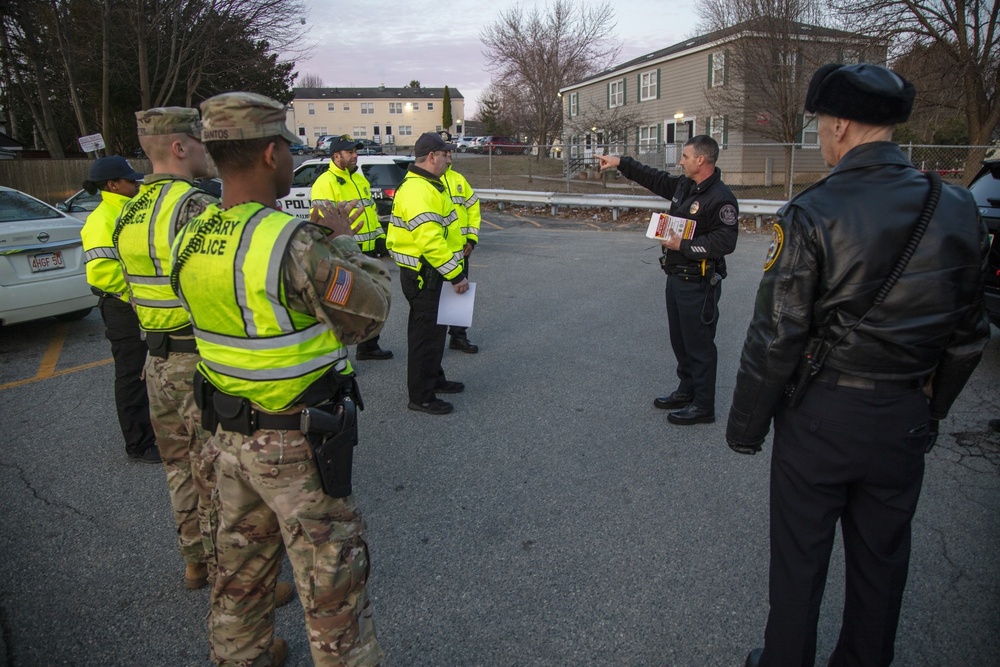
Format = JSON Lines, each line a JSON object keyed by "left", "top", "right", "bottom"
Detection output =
{"left": 805, "top": 63, "right": 915, "bottom": 125}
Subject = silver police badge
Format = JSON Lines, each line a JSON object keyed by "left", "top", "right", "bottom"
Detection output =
{"left": 689, "top": 201, "right": 700, "bottom": 214}
{"left": 720, "top": 204, "right": 738, "bottom": 225}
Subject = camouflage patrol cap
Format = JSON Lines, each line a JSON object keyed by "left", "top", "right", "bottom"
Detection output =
{"left": 135, "top": 107, "right": 201, "bottom": 136}
{"left": 199, "top": 92, "right": 299, "bottom": 143}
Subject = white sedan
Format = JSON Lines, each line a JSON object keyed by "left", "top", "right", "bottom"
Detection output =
{"left": 0, "top": 186, "right": 97, "bottom": 325}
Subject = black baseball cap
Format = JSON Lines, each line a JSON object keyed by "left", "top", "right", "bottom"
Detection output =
{"left": 414, "top": 132, "right": 457, "bottom": 157}
{"left": 87, "top": 156, "right": 144, "bottom": 183}
{"left": 329, "top": 134, "right": 364, "bottom": 152}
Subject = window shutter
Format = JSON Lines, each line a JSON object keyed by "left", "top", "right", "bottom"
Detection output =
{"left": 637, "top": 74, "right": 642, "bottom": 102}
{"left": 656, "top": 123, "right": 662, "bottom": 146}
{"left": 656, "top": 68, "right": 661, "bottom": 99}
{"left": 708, "top": 53, "right": 714, "bottom": 85}
{"left": 796, "top": 113, "right": 804, "bottom": 143}
{"left": 607, "top": 84, "right": 610, "bottom": 109}
{"left": 724, "top": 52, "right": 729, "bottom": 85}
{"left": 706, "top": 117, "right": 712, "bottom": 135}
{"left": 622, "top": 78, "right": 626, "bottom": 105}
{"left": 723, "top": 116, "right": 729, "bottom": 147}
{"left": 636, "top": 126, "right": 640, "bottom": 152}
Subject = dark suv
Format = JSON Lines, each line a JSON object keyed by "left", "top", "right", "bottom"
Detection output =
{"left": 968, "top": 157, "right": 1000, "bottom": 326}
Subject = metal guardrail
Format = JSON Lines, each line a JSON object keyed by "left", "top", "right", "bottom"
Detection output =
{"left": 477, "top": 189, "right": 785, "bottom": 227}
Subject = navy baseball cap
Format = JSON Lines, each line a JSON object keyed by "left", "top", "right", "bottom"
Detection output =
{"left": 330, "top": 134, "right": 364, "bottom": 152}
{"left": 414, "top": 132, "right": 457, "bottom": 157}
{"left": 87, "top": 156, "right": 144, "bottom": 183}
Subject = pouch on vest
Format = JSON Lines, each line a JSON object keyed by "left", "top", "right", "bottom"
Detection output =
{"left": 146, "top": 332, "right": 169, "bottom": 358}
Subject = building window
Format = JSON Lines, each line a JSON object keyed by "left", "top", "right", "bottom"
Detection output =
{"left": 569, "top": 92, "right": 578, "bottom": 117}
{"left": 307, "top": 102, "right": 315, "bottom": 116}
{"left": 389, "top": 102, "right": 402, "bottom": 114}
{"left": 609, "top": 79, "right": 624, "bottom": 108}
{"left": 840, "top": 48, "right": 861, "bottom": 64}
{"left": 343, "top": 103, "right": 350, "bottom": 112}
{"left": 361, "top": 102, "right": 374, "bottom": 115}
{"left": 640, "top": 70, "right": 657, "bottom": 101}
{"left": 298, "top": 126, "right": 306, "bottom": 136}
{"left": 398, "top": 125, "right": 413, "bottom": 136}
{"left": 327, "top": 103, "right": 336, "bottom": 112}
{"left": 352, "top": 126, "right": 366, "bottom": 138}
{"left": 427, "top": 102, "right": 434, "bottom": 111}
{"left": 709, "top": 116, "right": 726, "bottom": 146}
{"left": 638, "top": 124, "right": 658, "bottom": 153}
{"left": 312, "top": 127, "right": 327, "bottom": 138}
{"left": 569, "top": 135, "right": 580, "bottom": 159}
{"left": 412, "top": 103, "right": 420, "bottom": 111}
{"left": 801, "top": 114, "right": 819, "bottom": 148}
{"left": 710, "top": 52, "right": 726, "bottom": 87}
{"left": 775, "top": 49, "right": 801, "bottom": 82}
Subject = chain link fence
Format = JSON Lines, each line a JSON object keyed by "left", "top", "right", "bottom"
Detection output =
{"left": 452, "top": 143, "right": 996, "bottom": 200}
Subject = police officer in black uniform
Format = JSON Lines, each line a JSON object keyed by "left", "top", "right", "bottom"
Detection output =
{"left": 597, "top": 136, "right": 738, "bottom": 425}
{"left": 728, "top": 64, "right": 990, "bottom": 667}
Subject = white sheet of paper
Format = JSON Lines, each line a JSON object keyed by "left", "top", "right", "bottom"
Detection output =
{"left": 438, "top": 282, "right": 476, "bottom": 327}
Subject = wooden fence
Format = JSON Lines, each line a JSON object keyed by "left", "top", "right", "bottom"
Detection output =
{"left": 0, "top": 158, "right": 153, "bottom": 205}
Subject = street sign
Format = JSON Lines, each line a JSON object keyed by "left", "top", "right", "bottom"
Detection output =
{"left": 78, "top": 133, "right": 105, "bottom": 153}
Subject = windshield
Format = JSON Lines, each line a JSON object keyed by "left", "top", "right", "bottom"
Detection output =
{"left": 363, "top": 162, "right": 410, "bottom": 188}
{"left": 969, "top": 164, "right": 1000, "bottom": 207}
{"left": 0, "top": 191, "right": 63, "bottom": 223}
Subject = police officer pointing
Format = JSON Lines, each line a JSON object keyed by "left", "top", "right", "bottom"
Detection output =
{"left": 597, "top": 136, "right": 738, "bottom": 425}
{"left": 727, "top": 64, "right": 990, "bottom": 667}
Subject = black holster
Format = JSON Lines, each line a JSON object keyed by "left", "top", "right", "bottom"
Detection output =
{"left": 785, "top": 336, "right": 827, "bottom": 407}
{"left": 193, "top": 369, "right": 218, "bottom": 433}
{"left": 302, "top": 397, "right": 358, "bottom": 498}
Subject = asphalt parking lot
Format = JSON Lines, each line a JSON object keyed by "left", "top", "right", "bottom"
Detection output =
{"left": 1, "top": 219, "right": 998, "bottom": 667}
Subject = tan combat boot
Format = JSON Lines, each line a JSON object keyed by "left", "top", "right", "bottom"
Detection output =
{"left": 253, "top": 637, "right": 287, "bottom": 667}
{"left": 184, "top": 562, "right": 209, "bottom": 590}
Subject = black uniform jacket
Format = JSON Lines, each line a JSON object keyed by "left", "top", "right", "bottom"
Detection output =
{"left": 617, "top": 157, "right": 739, "bottom": 270}
{"left": 727, "top": 141, "right": 990, "bottom": 449}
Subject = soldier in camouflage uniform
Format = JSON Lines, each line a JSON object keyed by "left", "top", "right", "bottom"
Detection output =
{"left": 114, "top": 107, "right": 221, "bottom": 590}
{"left": 171, "top": 92, "right": 389, "bottom": 667}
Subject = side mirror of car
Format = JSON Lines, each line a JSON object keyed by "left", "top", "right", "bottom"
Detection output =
{"left": 55, "top": 202, "right": 69, "bottom": 212}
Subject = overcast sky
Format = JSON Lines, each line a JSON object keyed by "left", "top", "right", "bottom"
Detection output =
{"left": 284, "top": 0, "right": 694, "bottom": 116}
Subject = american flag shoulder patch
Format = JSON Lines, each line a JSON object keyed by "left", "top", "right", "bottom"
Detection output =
{"left": 325, "top": 267, "right": 353, "bottom": 306}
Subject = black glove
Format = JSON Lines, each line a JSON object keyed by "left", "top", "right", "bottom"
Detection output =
{"left": 728, "top": 439, "right": 764, "bottom": 456}
{"left": 925, "top": 419, "right": 939, "bottom": 453}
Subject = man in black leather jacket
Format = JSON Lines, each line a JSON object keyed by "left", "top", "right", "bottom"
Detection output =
{"left": 730, "top": 64, "right": 990, "bottom": 667}
{"left": 597, "top": 136, "right": 739, "bottom": 424}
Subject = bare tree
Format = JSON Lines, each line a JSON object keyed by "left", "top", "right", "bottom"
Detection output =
{"left": 481, "top": 0, "right": 620, "bottom": 154}
{"left": 829, "top": 0, "right": 1000, "bottom": 182}
{"left": 297, "top": 72, "right": 324, "bottom": 88}
{"left": 697, "top": 0, "right": 869, "bottom": 196}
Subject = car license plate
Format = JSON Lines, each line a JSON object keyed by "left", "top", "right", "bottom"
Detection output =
{"left": 29, "top": 251, "right": 65, "bottom": 272}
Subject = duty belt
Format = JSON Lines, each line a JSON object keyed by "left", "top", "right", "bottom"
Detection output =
{"left": 815, "top": 369, "right": 924, "bottom": 393}
{"left": 91, "top": 286, "right": 122, "bottom": 299}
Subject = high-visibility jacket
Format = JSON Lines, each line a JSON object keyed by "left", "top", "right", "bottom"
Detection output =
{"left": 310, "top": 161, "right": 384, "bottom": 253}
{"left": 172, "top": 202, "right": 350, "bottom": 412}
{"left": 442, "top": 167, "right": 481, "bottom": 245}
{"left": 81, "top": 190, "right": 131, "bottom": 302}
{"left": 114, "top": 177, "right": 200, "bottom": 332}
{"left": 386, "top": 167, "right": 464, "bottom": 281}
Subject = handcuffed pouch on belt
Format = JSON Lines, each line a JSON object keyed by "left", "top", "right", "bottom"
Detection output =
{"left": 214, "top": 392, "right": 254, "bottom": 435}
{"left": 146, "top": 332, "right": 169, "bottom": 358}
{"left": 193, "top": 370, "right": 218, "bottom": 433}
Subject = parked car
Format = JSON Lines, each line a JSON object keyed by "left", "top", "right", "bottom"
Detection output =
{"left": 481, "top": 135, "right": 530, "bottom": 155}
{"left": 355, "top": 138, "right": 384, "bottom": 156}
{"left": 289, "top": 142, "right": 313, "bottom": 156}
{"left": 315, "top": 135, "right": 336, "bottom": 153}
{"left": 0, "top": 186, "right": 97, "bottom": 325}
{"left": 453, "top": 136, "right": 479, "bottom": 153}
{"left": 279, "top": 155, "right": 415, "bottom": 220}
{"left": 969, "top": 157, "right": 1000, "bottom": 326}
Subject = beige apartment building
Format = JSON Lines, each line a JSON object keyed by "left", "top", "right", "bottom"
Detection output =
{"left": 288, "top": 86, "right": 466, "bottom": 147}
{"left": 560, "top": 21, "right": 881, "bottom": 187}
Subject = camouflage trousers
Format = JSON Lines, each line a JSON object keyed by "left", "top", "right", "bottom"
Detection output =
{"left": 209, "top": 426, "right": 383, "bottom": 667}
{"left": 144, "top": 352, "right": 218, "bottom": 569}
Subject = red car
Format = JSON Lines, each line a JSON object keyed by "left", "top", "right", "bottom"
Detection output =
{"left": 481, "top": 135, "right": 530, "bottom": 155}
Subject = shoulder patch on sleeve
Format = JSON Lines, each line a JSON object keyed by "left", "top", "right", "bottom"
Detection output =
{"left": 764, "top": 223, "right": 784, "bottom": 271}
{"left": 324, "top": 266, "right": 353, "bottom": 306}
{"left": 720, "top": 203, "right": 738, "bottom": 226}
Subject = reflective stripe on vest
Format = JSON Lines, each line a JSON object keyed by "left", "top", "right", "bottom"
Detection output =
{"left": 173, "top": 203, "right": 349, "bottom": 412}
{"left": 386, "top": 171, "right": 465, "bottom": 280}
{"left": 310, "top": 162, "right": 384, "bottom": 252}
{"left": 115, "top": 181, "right": 197, "bottom": 331}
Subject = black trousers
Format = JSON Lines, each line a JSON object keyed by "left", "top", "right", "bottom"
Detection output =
{"left": 99, "top": 296, "right": 155, "bottom": 456}
{"left": 400, "top": 269, "right": 447, "bottom": 403}
{"left": 760, "top": 379, "right": 929, "bottom": 667}
{"left": 664, "top": 275, "right": 720, "bottom": 410}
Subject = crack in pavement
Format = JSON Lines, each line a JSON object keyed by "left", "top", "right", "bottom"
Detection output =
{"left": 0, "top": 460, "right": 100, "bottom": 527}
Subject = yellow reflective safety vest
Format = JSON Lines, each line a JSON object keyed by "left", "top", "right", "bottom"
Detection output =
{"left": 386, "top": 167, "right": 464, "bottom": 281}
{"left": 171, "top": 202, "right": 350, "bottom": 413}
{"left": 114, "top": 177, "right": 199, "bottom": 332}
{"left": 81, "top": 190, "right": 131, "bottom": 301}
{"left": 442, "top": 167, "right": 481, "bottom": 245}
{"left": 310, "top": 161, "right": 384, "bottom": 253}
